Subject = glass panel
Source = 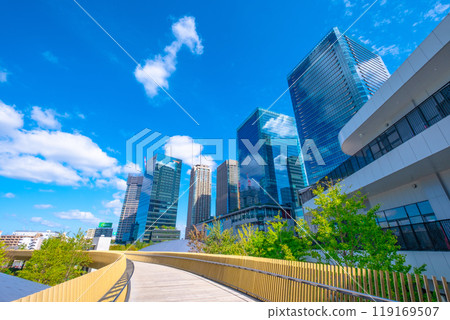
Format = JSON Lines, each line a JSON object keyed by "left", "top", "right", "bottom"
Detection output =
{"left": 362, "top": 146, "right": 374, "bottom": 164}
{"left": 417, "top": 201, "right": 433, "bottom": 215}
{"left": 369, "top": 140, "right": 382, "bottom": 159}
{"left": 419, "top": 97, "right": 442, "bottom": 126}
{"left": 350, "top": 157, "right": 360, "bottom": 172}
{"left": 412, "top": 223, "right": 434, "bottom": 250}
{"left": 355, "top": 150, "right": 366, "bottom": 168}
{"left": 384, "top": 207, "right": 407, "bottom": 221}
{"left": 409, "top": 216, "right": 423, "bottom": 224}
{"left": 405, "top": 204, "right": 420, "bottom": 217}
{"left": 378, "top": 133, "right": 392, "bottom": 154}
{"left": 423, "top": 214, "right": 437, "bottom": 222}
{"left": 388, "top": 220, "right": 399, "bottom": 227}
{"left": 400, "top": 225, "right": 419, "bottom": 250}
{"left": 426, "top": 222, "right": 450, "bottom": 251}
{"left": 385, "top": 126, "right": 402, "bottom": 149}
{"left": 406, "top": 109, "right": 427, "bottom": 135}
{"left": 388, "top": 226, "right": 407, "bottom": 250}
{"left": 434, "top": 85, "right": 450, "bottom": 116}
{"left": 395, "top": 118, "right": 414, "bottom": 142}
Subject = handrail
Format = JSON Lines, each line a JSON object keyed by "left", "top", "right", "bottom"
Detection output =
{"left": 125, "top": 251, "right": 450, "bottom": 302}
{"left": 11, "top": 251, "right": 127, "bottom": 302}
{"left": 131, "top": 253, "right": 393, "bottom": 302}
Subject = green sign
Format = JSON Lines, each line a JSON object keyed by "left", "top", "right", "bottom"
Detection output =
{"left": 98, "top": 222, "right": 113, "bottom": 228}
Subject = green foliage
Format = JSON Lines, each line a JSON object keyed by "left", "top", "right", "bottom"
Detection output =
{"left": 239, "top": 217, "right": 312, "bottom": 261}
{"left": 307, "top": 181, "right": 424, "bottom": 273}
{"left": 203, "top": 221, "right": 243, "bottom": 255}
{"left": 189, "top": 216, "right": 312, "bottom": 261}
{"left": 0, "top": 240, "right": 9, "bottom": 270}
{"left": 109, "top": 240, "right": 152, "bottom": 251}
{"left": 18, "top": 230, "right": 92, "bottom": 286}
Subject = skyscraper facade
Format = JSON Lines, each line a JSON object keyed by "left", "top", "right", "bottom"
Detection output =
{"left": 134, "top": 154, "right": 182, "bottom": 242}
{"left": 237, "top": 108, "right": 308, "bottom": 213}
{"left": 116, "top": 175, "right": 143, "bottom": 244}
{"left": 216, "top": 160, "right": 240, "bottom": 217}
{"left": 186, "top": 164, "right": 211, "bottom": 236}
{"left": 287, "top": 27, "right": 390, "bottom": 184}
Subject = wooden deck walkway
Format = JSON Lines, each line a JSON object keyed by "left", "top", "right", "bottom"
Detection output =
{"left": 128, "top": 261, "right": 256, "bottom": 302}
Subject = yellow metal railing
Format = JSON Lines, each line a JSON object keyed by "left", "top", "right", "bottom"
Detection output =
{"left": 7, "top": 250, "right": 450, "bottom": 302}
{"left": 10, "top": 251, "right": 128, "bottom": 302}
{"left": 125, "top": 252, "right": 450, "bottom": 302}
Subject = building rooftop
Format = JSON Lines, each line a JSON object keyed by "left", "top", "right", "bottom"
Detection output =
{"left": 0, "top": 272, "right": 49, "bottom": 302}
{"left": 139, "top": 239, "right": 190, "bottom": 253}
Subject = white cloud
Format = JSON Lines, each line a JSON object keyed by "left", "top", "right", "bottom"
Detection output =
{"left": 0, "top": 101, "right": 23, "bottom": 135}
{"left": 0, "top": 154, "right": 84, "bottom": 185}
{"left": 371, "top": 44, "right": 400, "bottom": 56}
{"left": 163, "top": 135, "right": 216, "bottom": 169}
{"left": 262, "top": 115, "right": 297, "bottom": 138}
{"left": 103, "top": 192, "right": 124, "bottom": 217}
{"left": 0, "top": 100, "right": 127, "bottom": 191}
{"left": 3, "top": 192, "right": 15, "bottom": 198}
{"left": 55, "top": 209, "right": 100, "bottom": 225}
{"left": 358, "top": 36, "right": 371, "bottom": 45}
{"left": 134, "top": 16, "right": 203, "bottom": 98}
{"left": 42, "top": 51, "right": 59, "bottom": 64}
{"left": 0, "top": 70, "right": 7, "bottom": 83}
{"left": 34, "top": 204, "right": 53, "bottom": 209}
{"left": 31, "top": 106, "right": 61, "bottom": 130}
{"left": 31, "top": 216, "right": 61, "bottom": 228}
{"left": 424, "top": 2, "right": 450, "bottom": 21}
{"left": 374, "top": 18, "right": 391, "bottom": 27}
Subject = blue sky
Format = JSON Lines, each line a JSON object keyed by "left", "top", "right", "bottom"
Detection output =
{"left": 0, "top": 0, "right": 448, "bottom": 237}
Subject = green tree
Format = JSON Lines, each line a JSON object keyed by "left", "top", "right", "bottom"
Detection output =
{"left": 18, "top": 230, "right": 92, "bottom": 285}
{"left": 239, "top": 216, "right": 312, "bottom": 261}
{"left": 203, "top": 221, "right": 243, "bottom": 255}
{"left": 307, "top": 181, "right": 424, "bottom": 273}
{"left": 0, "top": 240, "right": 9, "bottom": 271}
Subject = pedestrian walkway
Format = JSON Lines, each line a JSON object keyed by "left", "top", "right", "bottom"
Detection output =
{"left": 128, "top": 261, "right": 256, "bottom": 302}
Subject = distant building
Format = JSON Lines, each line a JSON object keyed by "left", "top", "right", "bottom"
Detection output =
{"left": 135, "top": 154, "right": 182, "bottom": 243}
{"left": 150, "top": 228, "right": 181, "bottom": 242}
{"left": 287, "top": 27, "right": 390, "bottom": 184}
{"left": 116, "top": 175, "right": 144, "bottom": 244}
{"left": 186, "top": 164, "right": 212, "bottom": 237}
{"left": 91, "top": 223, "right": 113, "bottom": 250}
{"left": 0, "top": 230, "right": 58, "bottom": 250}
{"left": 85, "top": 228, "right": 95, "bottom": 239}
{"left": 195, "top": 204, "right": 294, "bottom": 235}
{"left": 216, "top": 160, "right": 240, "bottom": 217}
{"left": 237, "top": 108, "right": 307, "bottom": 216}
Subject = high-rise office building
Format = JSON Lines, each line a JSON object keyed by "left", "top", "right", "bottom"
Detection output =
{"left": 216, "top": 160, "right": 240, "bottom": 217}
{"left": 287, "top": 27, "right": 390, "bottom": 184}
{"left": 116, "top": 175, "right": 143, "bottom": 243}
{"left": 237, "top": 108, "right": 307, "bottom": 213}
{"left": 186, "top": 164, "right": 211, "bottom": 237}
{"left": 134, "top": 154, "right": 182, "bottom": 242}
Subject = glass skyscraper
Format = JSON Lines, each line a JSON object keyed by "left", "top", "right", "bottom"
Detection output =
{"left": 134, "top": 154, "right": 182, "bottom": 242}
{"left": 237, "top": 108, "right": 307, "bottom": 214}
{"left": 287, "top": 27, "right": 390, "bottom": 184}
{"left": 116, "top": 174, "right": 143, "bottom": 244}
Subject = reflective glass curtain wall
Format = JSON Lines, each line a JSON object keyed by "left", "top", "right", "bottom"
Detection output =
{"left": 287, "top": 27, "right": 390, "bottom": 184}
{"left": 237, "top": 108, "right": 308, "bottom": 212}
{"left": 134, "top": 154, "right": 182, "bottom": 242}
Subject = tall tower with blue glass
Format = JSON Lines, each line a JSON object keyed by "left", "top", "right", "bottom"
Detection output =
{"left": 134, "top": 154, "right": 182, "bottom": 242}
{"left": 237, "top": 108, "right": 308, "bottom": 215}
{"left": 287, "top": 27, "right": 390, "bottom": 184}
